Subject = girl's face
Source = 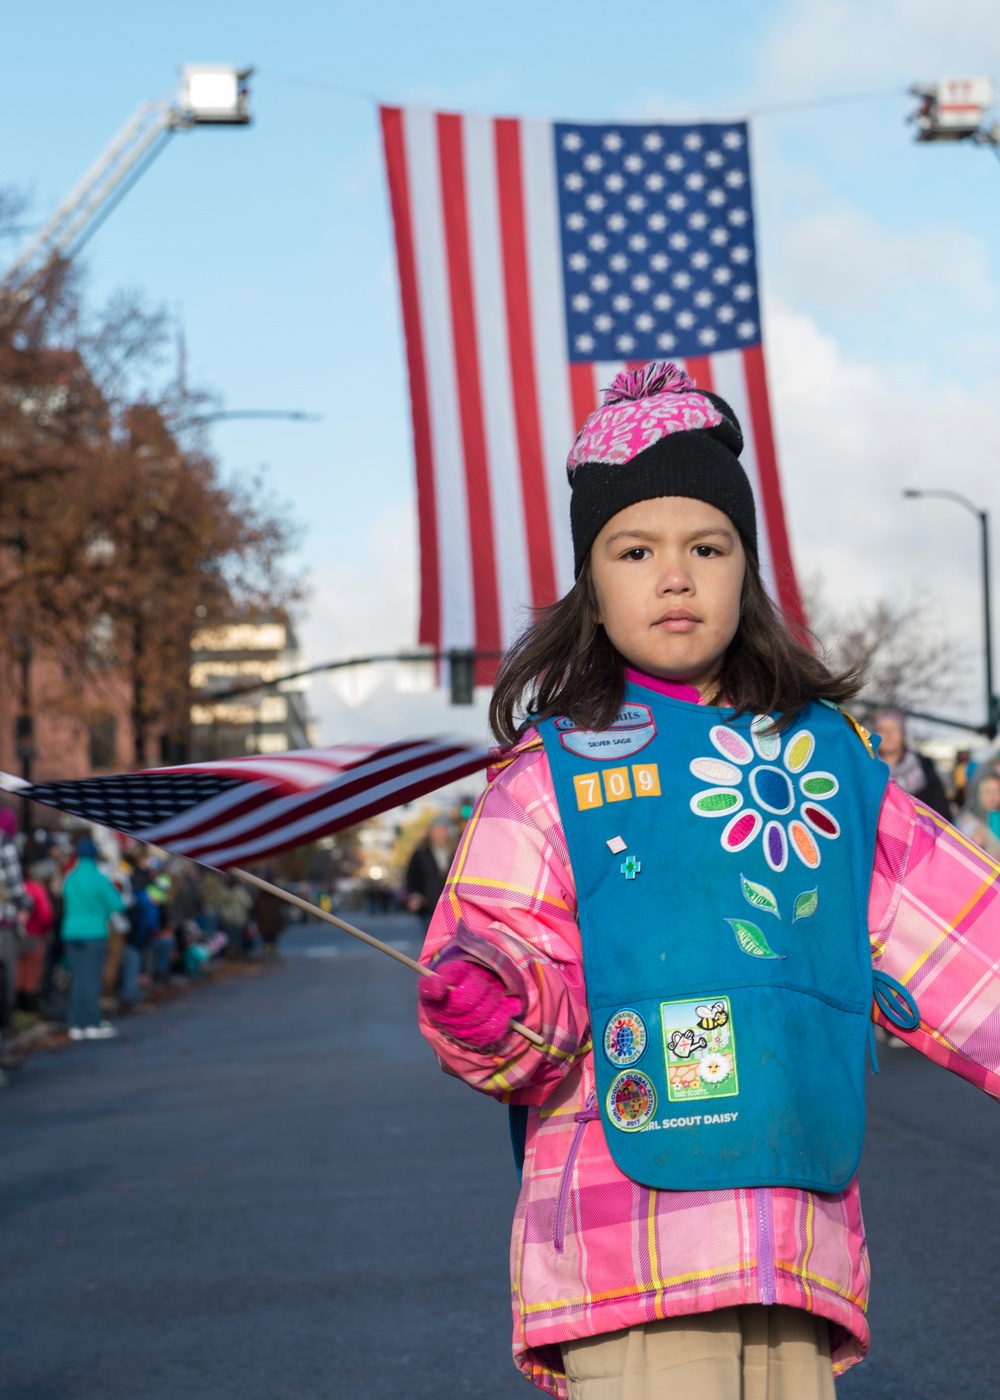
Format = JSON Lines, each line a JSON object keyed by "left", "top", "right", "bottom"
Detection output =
{"left": 590, "top": 496, "right": 745, "bottom": 697}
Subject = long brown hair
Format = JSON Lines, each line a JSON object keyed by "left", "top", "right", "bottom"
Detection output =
{"left": 489, "top": 552, "right": 862, "bottom": 746}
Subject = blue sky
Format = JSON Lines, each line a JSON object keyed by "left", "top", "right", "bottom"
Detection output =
{"left": 3, "top": 0, "right": 1000, "bottom": 743}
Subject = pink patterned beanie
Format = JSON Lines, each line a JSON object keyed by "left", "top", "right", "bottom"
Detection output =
{"left": 567, "top": 362, "right": 756, "bottom": 574}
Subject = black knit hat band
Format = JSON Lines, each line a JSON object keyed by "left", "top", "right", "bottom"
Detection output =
{"left": 566, "top": 363, "right": 757, "bottom": 575}
{"left": 570, "top": 429, "right": 758, "bottom": 575}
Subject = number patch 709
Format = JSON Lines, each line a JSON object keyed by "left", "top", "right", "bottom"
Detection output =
{"left": 573, "top": 763, "right": 660, "bottom": 810}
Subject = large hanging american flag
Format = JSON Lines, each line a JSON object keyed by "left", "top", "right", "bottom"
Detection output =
{"left": 1, "top": 739, "right": 490, "bottom": 868}
{"left": 381, "top": 109, "right": 803, "bottom": 680}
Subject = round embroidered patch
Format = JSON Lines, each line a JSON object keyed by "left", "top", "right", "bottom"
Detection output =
{"left": 604, "top": 1009, "right": 648, "bottom": 1067}
{"left": 690, "top": 723, "right": 840, "bottom": 871}
{"left": 749, "top": 764, "right": 794, "bottom": 815}
{"left": 606, "top": 1070, "right": 657, "bottom": 1131}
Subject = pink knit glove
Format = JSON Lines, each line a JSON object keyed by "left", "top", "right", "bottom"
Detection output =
{"left": 418, "top": 959, "right": 523, "bottom": 1050}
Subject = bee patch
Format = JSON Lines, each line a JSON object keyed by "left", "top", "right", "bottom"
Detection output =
{"left": 661, "top": 996, "right": 739, "bottom": 1103}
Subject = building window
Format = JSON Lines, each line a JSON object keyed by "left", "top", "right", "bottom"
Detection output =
{"left": 88, "top": 716, "right": 117, "bottom": 771}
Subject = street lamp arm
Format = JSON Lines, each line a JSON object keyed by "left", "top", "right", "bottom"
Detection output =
{"left": 903, "top": 487, "right": 983, "bottom": 520}
{"left": 191, "top": 410, "right": 323, "bottom": 424}
{"left": 903, "top": 486, "right": 996, "bottom": 738}
{"left": 200, "top": 648, "right": 503, "bottom": 701}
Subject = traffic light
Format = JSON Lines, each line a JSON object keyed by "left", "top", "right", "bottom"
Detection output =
{"left": 449, "top": 649, "right": 475, "bottom": 705}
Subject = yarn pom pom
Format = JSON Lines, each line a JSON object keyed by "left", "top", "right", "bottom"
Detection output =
{"left": 602, "top": 361, "right": 694, "bottom": 406}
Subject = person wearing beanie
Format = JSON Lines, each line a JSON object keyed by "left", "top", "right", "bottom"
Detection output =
{"left": 870, "top": 707, "right": 952, "bottom": 819}
{"left": 414, "top": 363, "right": 1000, "bottom": 1399}
{"left": 0, "top": 805, "right": 28, "bottom": 1086}
{"left": 61, "top": 835, "right": 125, "bottom": 1041}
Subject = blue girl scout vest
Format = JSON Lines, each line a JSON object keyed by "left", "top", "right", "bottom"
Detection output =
{"left": 538, "top": 684, "right": 893, "bottom": 1194}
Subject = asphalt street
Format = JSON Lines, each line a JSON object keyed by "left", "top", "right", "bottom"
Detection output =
{"left": 1, "top": 914, "right": 998, "bottom": 1400}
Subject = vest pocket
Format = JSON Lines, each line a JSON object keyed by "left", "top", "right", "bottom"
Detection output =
{"left": 554, "top": 1093, "right": 598, "bottom": 1253}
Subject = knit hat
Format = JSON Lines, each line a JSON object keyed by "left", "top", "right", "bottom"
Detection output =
{"left": 567, "top": 362, "right": 757, "bottom": 575}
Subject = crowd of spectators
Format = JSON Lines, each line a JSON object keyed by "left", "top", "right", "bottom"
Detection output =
{"left": 0, "top": 816, "right": 287, "bottom": 1086}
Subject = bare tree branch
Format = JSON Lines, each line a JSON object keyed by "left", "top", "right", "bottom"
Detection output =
{"left": 806, "top": 577, "right": 971, "bottom": 714}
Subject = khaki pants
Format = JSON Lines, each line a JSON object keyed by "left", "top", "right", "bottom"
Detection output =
{"left": 561, "top": 1305, "right": 835, "bottom": 1400}
{"left": 102, "top": 929, "right": 125, "bottom": 997}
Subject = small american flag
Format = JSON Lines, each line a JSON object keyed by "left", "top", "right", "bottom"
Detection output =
{"left": 3, "top": 739, "right": 490, "bottom": 868}
{"left": 381, "top": 109, "right": 803, "bottom": 679}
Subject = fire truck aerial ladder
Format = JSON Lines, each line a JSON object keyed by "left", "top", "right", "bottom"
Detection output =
{"left": 2, "top": 64, "right": 253, "bottom": 301}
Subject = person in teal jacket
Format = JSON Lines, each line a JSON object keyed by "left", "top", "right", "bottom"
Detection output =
{"left": 62, "top": 836, "right": 125, "bottom": 1041}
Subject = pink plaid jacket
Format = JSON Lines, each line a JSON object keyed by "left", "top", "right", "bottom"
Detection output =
{"left": 418, "top": 723, "right": 1000, "bottom": 1397}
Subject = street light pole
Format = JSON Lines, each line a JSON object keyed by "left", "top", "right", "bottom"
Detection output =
{"left": 981, "top": 508, "right": 995, "bottom": 736}
{"left": 903, "top": 488, "right": 996, "bottom": 738}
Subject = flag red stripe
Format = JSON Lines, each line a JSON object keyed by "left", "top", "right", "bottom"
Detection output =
{"left": 569, "top": 362, "right": 597, "bottom": 433}
{"left": 19, "top": 741, "right": 491, "bottom": 868}
{"left": 494, "top": 118, "right": 557, "bottom": 610}
{"left": 157, "top": 744, "right": 475, "bottom": 848}
{"left": 194, "top": 764, "right": 487, "bottom": 867}
{"left": 742, "top": 343, "right": 805, "bottom": 627}
{"left": 159, "top": 740, "right": 416, "bottom": 787}
{"left": 178, "top": 754, "right": 490, "bottom": 865}
{"left": 684, "top": 355, "right": 715, "bottom": 392}
{"left": 380, "top": 108, "right": 441, "bottom": 649}
{"left": 436, "top": 113, "right": 502, "bottom": 665}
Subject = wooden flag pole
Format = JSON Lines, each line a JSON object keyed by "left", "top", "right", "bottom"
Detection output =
{"left": 233, "top": 867, "right": 546, "bottom": 1049}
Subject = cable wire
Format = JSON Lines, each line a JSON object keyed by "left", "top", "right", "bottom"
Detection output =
{"left": 744, "top": 86, "right": 906, "bottom": 118}
{"left": 256, "top": 70, "right": 908, "bottom": 123}
{"left": 256, "top": 70, "right": 383, "bottom": 104}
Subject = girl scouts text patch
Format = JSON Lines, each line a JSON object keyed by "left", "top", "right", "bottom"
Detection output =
{"left": 660, "top": 996, "right": 739, "bottom": 1103}
{"left": 555, "top": 703, "right": 656, "bottom": 760}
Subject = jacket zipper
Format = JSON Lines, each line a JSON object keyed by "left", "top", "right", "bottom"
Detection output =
{"left": 554, "top": 1093, "right": 598, "bottom": 1254}
{"left": 755, "top": 1187, "right": 777, "bottom": 1304}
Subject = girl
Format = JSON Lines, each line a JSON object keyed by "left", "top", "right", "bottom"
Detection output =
{"left": 417, "top": 364, "right": 1000, "bottom": 1400}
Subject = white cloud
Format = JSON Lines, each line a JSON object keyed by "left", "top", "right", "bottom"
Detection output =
{"left": 299, "top": 500, "right": 417, "bottom": 663}
{"left": 759, "top": 0, "right": 1000, "bottom": 92}
{"left": 773, "top": 201, "right": 994, "bottom": 315}
{"left": 767, "top": 299, "right": 996, "bottom": 725}
{"left": 296, "top": 500, "right": 495, "bottom": 746}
